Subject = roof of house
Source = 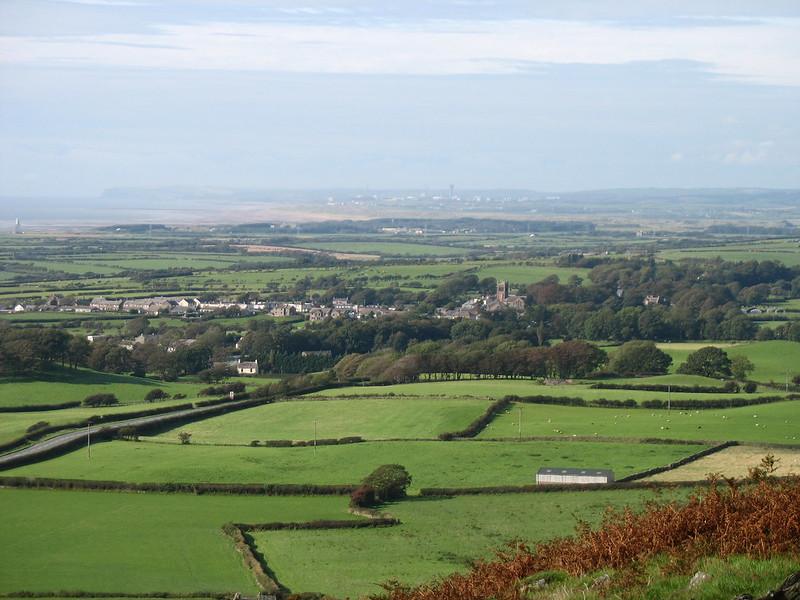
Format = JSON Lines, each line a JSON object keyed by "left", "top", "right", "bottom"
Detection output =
{"left": 537, "top": 467, "right": 614, "bottom": 478}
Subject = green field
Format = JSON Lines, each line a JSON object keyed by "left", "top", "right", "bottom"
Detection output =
{"left": 481, "top": 400, "right": 799, "bottom": 444}
{"left": 0, "top": 488, "right": 352, "bottom": 594}
{"left": 148, "top": 397, "right": 492, "bottom": 443}
{"left": 660, "top": 239, "right": 800, "bottom": 267}
{"left": 659, "top": 340, "right": 800, "bottom": 383}
{"left": 0, "top": 397, "right": 208, "bottom": 447}
{"left": 0, "top": 367, "right": 210, "bottom": 408}
{"left": 311, "top": 380, "right": 784, "bottom": 404}
{"left": 3, "top": 439, "right": 704, "bottom": 488}
{"left": 257, "top": 488, "right": 688, "bottom": 598}
{"left": 297, "top": 241, "right": 470, "bottom": 257}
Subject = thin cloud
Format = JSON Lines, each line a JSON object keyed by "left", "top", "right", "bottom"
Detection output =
{"left": 1, "top": 17, "right": 799, "bottom": 85}
{"left": 723, "top": 140, "right": 775, "bottom": 165}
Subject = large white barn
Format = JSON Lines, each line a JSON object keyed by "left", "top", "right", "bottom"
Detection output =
{"left": 536, "top": 467, "right": 614, "bottom": 485}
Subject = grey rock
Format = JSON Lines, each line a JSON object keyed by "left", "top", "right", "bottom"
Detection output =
{"left": 689, "top": 571, "right": 712, "bottom": 589}
{"left": 592, "top": 574, "right": 611, "bottom": 588}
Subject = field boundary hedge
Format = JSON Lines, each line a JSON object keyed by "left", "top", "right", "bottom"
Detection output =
{"left": 235, "top": 518, "right": 399, "bottom": 531}
{"left": 617, "top": 441, "right": 739, "bottom": 482}
{"left": 0, "top": 475, "right": 356, "bottom": 495}
{"left": 438, "top": 397, "right": 512, "bottom": 440}
{"left": 505, "top": 393, "right": 798, "bottom": 410}
{"left": 419, "top": 479, "right": 706, "bottom": 496}
{"left": 589, "top": 382, "right": 736, "bottom": 394}
{"left": 0, "top": 401, "right": 82, "bottom": 413}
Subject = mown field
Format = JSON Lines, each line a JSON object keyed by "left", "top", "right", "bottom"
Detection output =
{"left": 257, "top": 488, "right": 689, "bottom": 598}
{"left": 0, "top": 488, "right": 352, "bottom": 594}
{"left": 2, "top": 439, "right": 703, "bottom": 488}
{"left": 147, "top": 397, "right": 492, "bottom": 443}
{"left": 482, "top": 400, "right": 799, "bottom": 444}
{"left": 645, "top": 445, "right": 800, "bottom": 482}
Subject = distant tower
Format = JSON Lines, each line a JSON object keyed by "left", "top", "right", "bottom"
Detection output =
{"left": 13, "top": 218, "right": 22, "bottom": 234}
{"left": 497, "top": 280, "right": 509, "bottom": 302}
{"left": 449, "top": 184, "right": 454, "bottom": 200}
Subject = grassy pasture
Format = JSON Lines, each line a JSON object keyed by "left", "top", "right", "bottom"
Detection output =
{"left": 0, "top": 488, "right": 351, "bottom": 594}
{"left": 0, "top": 367, "right": 209, "bottom": 408}
{"left": 659, "top": 341, "right": 800, "bottom": 383}
{"left": 0, "top": 397, "right": 203, "bottom": 446}
{"left": 257, "top": 488, "right": 688, "bottom": 598}
{"left": 311, "top": 380, "right": 783, "bottom": 404}
{"left": 482, "top": 401, "right": 800, "bottom": 444}
{"left": 148, "top": 397, "right": 492, "bottom": 443}
{"left": 659, "top": 239, "right": 800, "bottom": 267}
{"left": 2, "top": 439, "right": 703, "bottom": 488}
{"left": 297, "top": 241, "right": 470, "bottom": 257}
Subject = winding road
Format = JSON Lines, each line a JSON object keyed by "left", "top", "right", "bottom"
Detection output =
{"left": 0, "top": 396, "right": 268, "bottom": 470}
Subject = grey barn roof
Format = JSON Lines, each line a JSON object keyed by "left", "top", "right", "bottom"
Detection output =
{"left": 537, "top": 467, "right": 614, "bottom": 478}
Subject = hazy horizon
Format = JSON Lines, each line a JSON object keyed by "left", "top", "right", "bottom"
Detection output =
{"left": 2, "top": 1, "right": 800, "bottom": 197}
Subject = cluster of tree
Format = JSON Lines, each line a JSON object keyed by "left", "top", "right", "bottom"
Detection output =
{"left": 350, "top": 464, "right": 412, "bottom": 508}
{"left": 0, "top": 325, "right": 89, "bottom": 374}
{"left": 335, "top": 338, "right": 608, "bottom": 384}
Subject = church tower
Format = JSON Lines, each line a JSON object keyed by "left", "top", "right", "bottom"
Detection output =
{"left": 496, "top": 280, "right": 509, "bottom": 303}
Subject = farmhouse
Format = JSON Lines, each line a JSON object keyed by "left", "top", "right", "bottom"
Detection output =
{"left": 536, "top": 467, "right": 615, "bottom": 486}
{"left": 237, "top": 360, "right": 259, "bottom": 376}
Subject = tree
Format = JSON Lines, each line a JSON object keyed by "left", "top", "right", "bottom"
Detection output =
{"left": 677, "top": 346, "right": 732, "bottom": 378}
{"left": 610, "top": 341, "right": 672, "bottom": 375}
{"left": 361, "top": 464, "right": 412, "bottom": 502}
{"left": 730, "top": 355, "right": 755, "bottom": 381}
{"left": 178, "top": 431, "right": 192, "bottom": 445}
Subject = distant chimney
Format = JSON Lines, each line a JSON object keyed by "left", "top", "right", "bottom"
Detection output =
{"left": 13, "top": 218, "right": 22, "bottom": 234}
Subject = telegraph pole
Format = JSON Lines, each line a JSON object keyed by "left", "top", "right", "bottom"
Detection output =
{"left": 87, "top": 423, "right": 92, "bottom": 459}
{"left": 518, "top": 406, "right": 522, "bottom": 440}
{"left": 313, "top": 419, "right": 318, "bottom": 456}
{"left": 668, "top": 384, "right": 671, "bottom": 411}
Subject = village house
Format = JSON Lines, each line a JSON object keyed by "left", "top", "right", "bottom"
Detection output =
{"left": 643, "top": 295, "right": 662, "bottom": 306}
{"left": 90, "top": 297, "right": 123, "bottom": 312}
{"left": 270, "top": 304, "right": 296, "bottom": 317}
{"left": 236, "top": 360, "right": 259, "bottom": 376}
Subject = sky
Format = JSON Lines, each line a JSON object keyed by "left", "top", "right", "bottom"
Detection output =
{"left": 1, "top": 0, "right": 799, "bottom": 197}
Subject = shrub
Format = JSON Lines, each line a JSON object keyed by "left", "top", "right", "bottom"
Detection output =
{"left": 117, "top": 426, "right": 139, "bottom": 441}
{"left": 198, "top": 382, "right": 246, "bottom": 396}
{"left": 178, "top": 431, "right": 192, "bottom": 445}
{"left": 144, "top": 388, "right": 170, "bottom": 402}
{"left": 249, "top": 440, "right": 260, "bottom": 447}
{"left": 82, "top": 393, "right": 118, "bottom": 407}
{"left": 172, "top": 393, "right": 187, "bottom": 399}
{"left": 362, "top": 464, "right": 412, "bottom": 502}
{"left": 349, "top": 484, "right": 377, "bottom": 508}
{"left": 26, "top": 421, "right": 50, "bottom": 433}
{"left": 743, "top": 381, "right": 758, "bottom": 393}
